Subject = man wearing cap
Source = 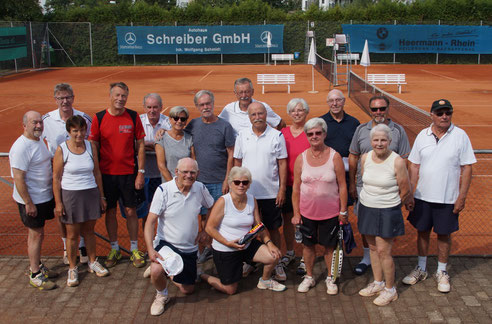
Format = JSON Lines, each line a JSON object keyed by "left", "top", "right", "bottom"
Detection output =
{"left": 402, "top": 99, "right": 476, "bottom": 293}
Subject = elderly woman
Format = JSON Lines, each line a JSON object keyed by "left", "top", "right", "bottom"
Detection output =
{"left": 201, "top": 166, "right": 286, "bottom": 294}
{"left": 53, "top": 115, "right": 109, "bottom": 287}
{"left": 357, "top": 123, "right": 411, "bottom": 306}
{"left": 155, "top": 106, "right": 196, "bottom": 182}
{"left": 292, "top": 117, "right": 348, "bottom": 295}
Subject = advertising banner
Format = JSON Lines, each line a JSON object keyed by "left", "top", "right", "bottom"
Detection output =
{"left": 0, "top": 27, "right": 27, "bottom": 61}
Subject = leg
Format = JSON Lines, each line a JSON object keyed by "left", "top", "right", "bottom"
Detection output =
{"left": 105, "top": 207, "right": 118, "bottom": 242}
{"left": 322, "top": 245, "right": 335, "bottom": 277}
{"left": 302, "top": 245, "right": 316, "bottom": 277}
{"left": 366, "top": 235, "right": 384, "bottom": 282}
{"left": 201, "top": 274, "right": 238, "bottom": 295}
{"left": 437, "top": 234, "right": 451, "bottom": 264}
{"left": 58, "top": 217, "right": 67, "bottom": 244}
{"left": 80, "top": 220, "right": 98, "bottom": 263}
{"left": 66, "top": 223, "right": 81, "bottom": 269}
{"left": 252, "top": 244, "right": 279, "bottom": 280}
{"left": 269, "top": 228, "right": 282, "bottom": 252}
{"left": 150, "top": 262, "right": 168, "bottom": 291}
{"left": 282, "top": 211, "right": 295, "bottom": 251}
{"left": 417, "top": 230, "right": 431, "bottom": 257}
{"left": 375, "top": 236, "right": 395, "bottom": 288}
{"left": 125, "top": 207, "right": 139, "bottom": 242}
{"left": 172, "top": 282, "right": 195, "bottom": 295}
{"left": 27, "top": 227, "right": 44, "bottom": 273}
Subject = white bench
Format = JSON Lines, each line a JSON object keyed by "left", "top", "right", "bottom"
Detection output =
{"left": 271, "top": 54, "right": 294, "bottom": 65}
{"left": 337, "top": 53, "right": 360, "bottom": 65}
{"left": 367, "top": 74, "right": 406, "bottom": 94}
{"left": 257, "top": 74, "right": 295, "bottom": 94}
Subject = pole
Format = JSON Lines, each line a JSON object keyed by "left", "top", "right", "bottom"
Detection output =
{"left": 175, "top": 21, "right": 178, "bottom": 65}
{"left": 308, "top": 65, "right": 318, "bottom": 93}
{"left": 478, "top": 21, "right": 482, "bottom": 64}
{"left": 393, "top": 20, "right": 396, "bottom": 64}
{"left": 11, "top": 22, "right": 18, "bottom": 72}
{"left": 131, "top": 22, "right": 136, "bottom": 66}
{"left": 89, "top": 22, "right": 93, "bottom": 66}
{"left": 29, "top": 22, "right": 35, "bottom": 69}
{"left": 220, "top": 21, "right": 223, "bottom": 64}
{"left": 436, "top": 20, "right": 440, "bottom": 64}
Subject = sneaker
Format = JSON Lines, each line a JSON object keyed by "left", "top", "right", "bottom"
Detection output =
{"left": 373, "top": 288, "right": 398, "bottom": 306}
{"left": 257, "top": 278, "right": 286, "bottom": 292}
{"left": 88, "top": 259, "right": 110, "bottom": 277}
{"left": 143, "top": 265, "right": 151, "bottom": 278}
{"left": 196, "top": 264, "right": 204, "bottom": 283}
{"left": 325, "top": 277, "right": 338, "bottom": 295}
{"left": 105, "top": 249, "right": 122, "bottom": 268}
{"left": 402, "top": 266, "right": 428, "bottom": 285}
{"left": 40, "top": 263, "right": 58, "bottom": 279}
{"left": 67, "top": 267, "right": 79, "bottom": 287}
{"left": 242, "top": 263, "right": 257, "bottom": 278}
{"left": 296, "top": 258, "right": 306, "bottom": 276}
{"left": 131, "top": 250, "right": 146, "bottom": 268}
{"left": 63, "top": 250, "right": 69, "bottom": 265}
{"left": 280, "top": 251, "right": 296, "bottom": 268}
{"left": 150, "top": 292, "right": 171, "bottom": 316}
{"left": 435, "top": 270, "right": 451, "bottom": 293}
{"left": 359, "top": 281, "right": 385, "bottom": 297}
{"left": 197, "top": 246, "right": 213, "bottom": 264}
{"left": 274, "top": 263, "right": 287, "bottom": 281}
{"left": 79, "top": 246, "right": 89, "bottom": 264}
{"left": 29, "top": 271, "right": 56, "bottom": 290}
{"left": 297, "top": 275, "right": 316, "bottom": 293}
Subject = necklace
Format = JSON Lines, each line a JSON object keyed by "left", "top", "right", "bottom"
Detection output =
{"left": 310, "top": 147, "right": 325, "bottom": 159}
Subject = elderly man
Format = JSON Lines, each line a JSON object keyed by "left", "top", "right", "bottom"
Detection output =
{"left": 233, "top": 102, "right": 288, "bottom": 280}
{"left": 219, "top": 77, "right": 286, "bottom": 135}
{"left": 89, "top": 82, "right": 147, "bottom": 269}
{"left": 145, "top": 158, "right": 214, "bottom": 316}
{"left": 348, "top": 95, "right": 411, "bottom": 275}
{"left": 9, "top": 111, "right": 57, "bottom": 290}
{"left": 402, "top": 99, "right": 476, "bottom": 293}
{"left": 42, "top": 83, "right": 92, "bottom": 264}
{"left": 186, "top": 90, "right": 235, "bottom": 263}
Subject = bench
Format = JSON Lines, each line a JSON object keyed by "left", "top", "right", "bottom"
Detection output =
{"left": 367, "top": 74, "right": 406, "bottom": 94}
{"left": 257, "top": 74, "right": 295, "bottom": 94}
{"left": 337, "top": 53, "right": 360, "bottom": 65}
{"left": 271, "top": 54, "right": 294, "bottom": 65}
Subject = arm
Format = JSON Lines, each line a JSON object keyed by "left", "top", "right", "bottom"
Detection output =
{"left": 454, "top": 164, "right": 473, "bottom": 214}
{"left": 276, "top": 158, "right": 287, "bottom": 206}
{"left": 155, "top": 143, "right": 173, "bottom": 182}
{"left": 144, "top": 212, "right": 163, "bottom": 263}
{"left": 91, "top": 141, "right": 107, "bottom": 213}
{"left": 222, "top": 146, "right": 234, "bottom": 194}
{"left": 348, "top": 153, "right": 360, "bottom": 200}
{"left": 291, "top": 154, "right": 303, "bottom": 225}
{"left": 135, "top": 138, "right": 145, "bottom": 190}
{"left": 52, "top": 147, "right": 65, "bottom": 218}
{"left": 255, "top": 198, "right": 281, "bottom": 259}
{"left": 233, "top": 158, "right": 242, "bottom": 167}
{"left": 333, "top": 152, "right": 348, "bottom": 224}
{"left": 205, "top": 197, "right": 245, "bottom": 250}
{"left": 154, "top": 128, "right": 166, "bottom": 141}
{"left": 394, "top": 156, "right": 411, "bottom": 207}
{"left": 190, "top": 145, "right": 196, "bottom": 160}
{"left": 406, "top": 162, "right": 420, "bottom": 211}
{"left": 144, "top": 140, "right": 156, "bottom": 151}
{"left": 12, "top": 168, "right": 37, "bottom": 217}
{"left": 275, "top": 119, "right": 286, "bottom": 131}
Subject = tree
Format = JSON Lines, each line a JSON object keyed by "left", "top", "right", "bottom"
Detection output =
{"left": 0, "top": 0, "right": 43, "bottom": 20}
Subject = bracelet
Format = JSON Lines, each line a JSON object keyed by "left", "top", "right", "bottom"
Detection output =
{"left": 339, "top": 210, "right": 348, "bottom": 216}
{"left": 264, "top": 239, "right": 272, "bottom": 245}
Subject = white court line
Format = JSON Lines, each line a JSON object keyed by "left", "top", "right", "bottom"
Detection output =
{"left": 419, "top": 69, "right": 459, "bottom": 81}
{"left": 89, "top": 70, "right": 125, "bottom": 83}
{"left": 163, "top": 106, "right": 171, "bottom": 113}
{"left": 0, "top": 103, "right": 23, "bottom": 113}
{"left": 199, "top": 70, "right": 213, "bottom": 82}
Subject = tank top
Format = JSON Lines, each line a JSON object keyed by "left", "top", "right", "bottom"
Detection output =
{"left": 360, "top": 150, "right": 401, "bottom": 208}
{"left": 156, "top": 132, "right": 193, "bottom": 181}
{"left": 300, "top": 148, "right": 340, "bottom": 220}
{"left": 60, "top": 140, "right": 97, "bottom": 190}
{"left": 212, "top": 193, "right": 256, "bottom": 252}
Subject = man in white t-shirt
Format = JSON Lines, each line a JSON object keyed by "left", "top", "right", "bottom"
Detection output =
{"left": 403, "top": 99, "right": 476, "bottom": 293}
{"left": 219, "top": 77, "right": 286, "bottom": 135}
{"left": 144, "top": 158, "right": 214, "bottom": 316}
{"left": 9, "top": 111, "right": 58, "bottom": 290}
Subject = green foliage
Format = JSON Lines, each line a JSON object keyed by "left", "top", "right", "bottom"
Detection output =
{"left": 0, "top": 0, "right": 43, "bottom": 21}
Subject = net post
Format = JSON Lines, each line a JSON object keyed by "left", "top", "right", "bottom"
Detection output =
{"left": 29, "top": 22, "right": 35, "bottom": 69}
{"left": 89, "top": 22, "right": 93, "bottom": 66}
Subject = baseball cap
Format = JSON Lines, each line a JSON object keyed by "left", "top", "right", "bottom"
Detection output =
{"left": 431, "top": 99, "right": 453, "bottom": 112}
{"left": 157, "top": 245, "right": 184, "bottom": 276}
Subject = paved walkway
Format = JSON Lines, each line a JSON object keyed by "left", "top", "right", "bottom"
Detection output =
{"left": 0, "top": 256, "right": 490, "bottom": 323}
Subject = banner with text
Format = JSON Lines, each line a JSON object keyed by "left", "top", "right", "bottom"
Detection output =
{"left": 116, "top": 25, "right": 284, "bottom": 55}
{"left": 0, "top": 27, "right": 27, "bottom": 61}
{"left": 342, "top": 24, "right": 492, "bottom": 54}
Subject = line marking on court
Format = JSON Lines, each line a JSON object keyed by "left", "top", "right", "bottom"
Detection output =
{"left": 0, "top": 103, "right": 23, "bottom": 113}
{"left": 0, "top": 177, "right": 13, "bottom": 188}
{"left": 199, "top": 70, "right": 213, "bottom": 82}
{"left": 89, "top": 71, "right": 125, "bottom": 83}
{"left": 163, "top": 106, "right": 171, "bottom": 113}
{"left": 419, "top": 69, "right": 459, "bottom": 81}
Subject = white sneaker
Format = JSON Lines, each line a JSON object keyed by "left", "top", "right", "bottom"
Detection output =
{"left": 143, "top": 265, "right": 151, "bottom": 278}
{"left": 79, "top": 247, "right": 89, "bottom": 264}
{"left": 88, "top": 259, "right": 109, "bottom": 277}
{"left": 297, "top": 275, "right": 316, "bottom": 293}
{"left": 274, "top": 263, "right": 287, "bottom": 281}
{"left": 67, "top": 267, "right": 79, "bottom": 287}
{"left": 359, "top": 281, "right": 385, "bottom": 297}
{"left": 150, "top": 292, "right": 170, "bottom": 316}
{"left": 325, "top": 277, "right": 338, "bottom": 295}
{"left": 257, "top": 278, "right": 286, "bottom": 292}
{"left": 435, "top": 270, "right": 451, "bottom": 293}
{"left": 63, "top": 250, "right": 69, "bottom": 265}
{"left": 242, "top": 263, "right": 257, "bottom": 278}
{"left": 373, "top": 288, "right": 398, "bottom": 306}
{"left": 280, "top": 251, "right": 296, "bottom": 268}
{"left": 402, "top": 266, "right": 428, "bottom": 285}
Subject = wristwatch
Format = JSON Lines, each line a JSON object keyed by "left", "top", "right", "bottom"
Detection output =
{"left": 138, "top": 169, "right": 145, "bottom": 174}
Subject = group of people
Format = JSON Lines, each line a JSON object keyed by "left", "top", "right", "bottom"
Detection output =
{"left": 9, "top": 77, "right": 475, "bottom": 314}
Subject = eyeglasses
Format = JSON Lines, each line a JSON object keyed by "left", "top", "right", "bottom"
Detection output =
{"left": 172, "top": 116, "right": 188, "bottom": 122}
{"left": 327, "top": 98, "right": 344, "bottom": 104}
{"left": 178, "top": 170, "right": 197, "bottom": 176}
{"left": 232, "top": 180, "right": 250, "bottom": 186}
{"left": 55, "top": 96, "right": 74, "bottom": 101}
{"left": 306, "top": 131, "right": 323, "bottom": 137}
{"left": 370, "top": 106, "right": 387, "bottom": 112}
{"left": 434, "top": 111, "right": 453, "bottom": 117}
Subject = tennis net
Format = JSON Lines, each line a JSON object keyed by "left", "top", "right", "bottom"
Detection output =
{"left": 313, "top": 53, "right": 335, "bottom": 84}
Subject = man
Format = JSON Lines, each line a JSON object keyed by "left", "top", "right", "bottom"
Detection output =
{"left": 42, "top": 83, "right": 92, "bottom": 265}
{"left": 186, "top": 90, "right": 235, "bottom": 263}
{"left": 348, "top": 95, "right": 411, "bottom": 275}
{"left": 233, "top": 102, "right": 288, "bottom": 281}
{"left": 219, "top": 77, "right": 286, "bottom": 135}
{"left": 145, "top": 158, "right": 214, "bottom": 316}
{"left": 89, "top": 82, "right": 146, "bottom": 269}
{"left": 403, "top": 99, "right": 476, "bottom": 293}
{"left": 9, "top": 111, "right": 58, "bottom": 290}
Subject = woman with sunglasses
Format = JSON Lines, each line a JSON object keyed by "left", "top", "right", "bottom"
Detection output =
{"left": 201, "top": 166, "right": 286, "bottom": 294}
{"left": 292, "top": 117, "right": 348, "bottom": 295}
{"left": 155, "top": 106, "right": 195, "bottom": 183}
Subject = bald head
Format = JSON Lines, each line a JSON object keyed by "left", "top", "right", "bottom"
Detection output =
{"left": 23, "top": 111, "right": 43, "bottom": 140}
{"left": 248, "top": 102, "right": 267, "bottom": 132}
{"left": 327, "top": 89, "right": 346, "bottom": 116}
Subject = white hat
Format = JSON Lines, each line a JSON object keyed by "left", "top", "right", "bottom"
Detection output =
{"left": 157, "top": 245, "right": 184, "bottom": 277}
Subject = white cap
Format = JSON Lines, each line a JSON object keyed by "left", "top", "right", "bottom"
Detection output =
{"left": 157, "top": 245, "right": 184, "bottom": 276}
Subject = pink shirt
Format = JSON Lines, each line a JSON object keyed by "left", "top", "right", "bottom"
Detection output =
{"left": 281, "top": 127, "right": 310, "bottom": 186}
{"left": 300, "top": 148, "right": 340, "bottom": 220}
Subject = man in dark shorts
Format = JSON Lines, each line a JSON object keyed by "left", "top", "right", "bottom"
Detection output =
{"left": 403, "top": 99, "right": 476, "bottom": 293}
{"left": 9, "top": 111, "right": 58, "bottom": 290}
{"left": 89, "top": 82, "right": 147, "bottom": 269}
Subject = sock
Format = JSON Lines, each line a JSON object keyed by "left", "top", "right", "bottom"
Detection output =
{"left": 385, "top": 286, "right": 396, "bottom": 294}
{"left": 130, "top": 240, "right": 138, "bottom": 252}
{"left": 374, "top": 280, "right": 384, "bottom": 286}
{"left": 157, "top": 288, "right": 168, "bottom": 296}
{"left": 437, "top": 261, "right": 447, "bottom": 273}
{"left": 62, "top": 237, "right": 67, "bottom": 250}
{"left": 79, "top": 237, "right": 85, "bottom": 248}
{"left": 418, "top": 256, "right": 427, "bottom": 271}
{"left": 31, "top": 270, "right": 41, "bottom": 278}
{"left": 110, "top": 241, "right": 120, "bottom": 251}
{"left": 360, "top": 248, "right": 371, "bottom": 265}
{"left": 286, "top": 250, "right": 295, "bottom": 257}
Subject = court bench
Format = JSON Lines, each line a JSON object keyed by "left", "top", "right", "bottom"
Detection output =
{"left": 367, "top": 74, "right": 406, "bottom": 94}
{"left": 257, "top": 74, "right": 295, "bottom": 94}
{"left": 271, "top": 54, "right": 294, "bottom": 65}
{"left": 337, "top": 53, "right": 360, "bottom": 65}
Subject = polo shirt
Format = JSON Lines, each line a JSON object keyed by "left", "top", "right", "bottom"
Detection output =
{"left": 149, "top": 179, "right": 214, "bottom": 253}
{"left": 233, "top": 125, "right": 288, "bottom": 199}
{"left": 140, "top": 113, "right": 171, "bottom": 178}
{"left": 42, "top": 108, "right": 92, "bottom": 156}
{"left": 408, "top": 124, "right": 476, "bottom": 204}
{"left": 319, "top": 111, "right": 360, "bottom": 158}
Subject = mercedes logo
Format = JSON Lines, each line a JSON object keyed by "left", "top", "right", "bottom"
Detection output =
{"left": 125, "top": 32, "right": 137, "bottom": 45}
{"left": 376, "top": 27, "right": 388, "bottom": 40}
{"left": 260, "top": 31, "right": 272, "bottom": 44}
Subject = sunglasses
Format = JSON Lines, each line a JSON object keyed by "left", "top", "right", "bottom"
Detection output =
{"left": 306, "top": 131, "right": 323, "bottom": 137}
{"left": 232, "top": 180, "right": 250, "bottom": 186}
{"left": 172, "top": 116, "right": 188, "bottom": 122}
{"left": 370, "top": 106, "right": 387, "bottom": 112}
{"left": 434, "top": 111, "right": 453, "bottom": 117}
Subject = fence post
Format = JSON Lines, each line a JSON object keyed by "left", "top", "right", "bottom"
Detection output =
{"left": 264, "top": 20, "right": 266, "bottom": 65}
{"left": 89, "top": 22, "right": 93, "bottom": 66}
{"left": 175, "top": 21, "right": 178, "bottom": 65}
{"left": 29, "top": 22, "right": 35, "bottom": 69}
{"left": 478, "top": 21, "right": 482, "bottom": 64}
{"left": 131, "top": 22, "right": 136, "bottom": 66}
{"left": 393, "top": 20, "right": 396, "bottom": 64}
{"left": 436, "top": 20, "right": 440, "bottom": 64}
{"left": 220, "top": 21, "right": 223, "bottom": 64}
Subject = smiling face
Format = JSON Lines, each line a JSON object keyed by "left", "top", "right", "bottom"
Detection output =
{"left": 175, "top": 158, "right": 198, "bottom": 188}
{"left": 234, "top": 82, "right": 254, "bottom": 109}
{"left": 55, "top": 90, "right": 74, "bottom": 115}
{"left": 306, "top": 126, "right": 326, "bottom": 147}
{"left": 370, "top": 98, "right": 389, "bottom": 125}
{"left": 68, "top": 125, "right": 87, "bottom": 144}
{"left": 196, "top": 94, "right": 214, "bottom": 119}
{"left": 431, "top": 108, "right": 453, "bottom": 130}
{"left": 110, "top": 86, "right": 128, "bottom": 111}
{"left": 248, "top": 102, "right": 267, "bottom": 132}
{"left": 23, "top": 111, "right": 43, "bottom": 140}
{"left": 327, "top": 90, "right": 345, "bottom": 115}
{"left": 371, "top": 131, "right": 390, "bottom": 155}
{"left": 144, "top": 96, "right": 162, "bottom": 125}
{"left": 288, "top": 103, "right": 308, "bottom": 125}
{"left": 230, "top": 176, "right": 250, "bottom": 195}
{"left": 170, "top": 111, "right": 188, "bottom": 131}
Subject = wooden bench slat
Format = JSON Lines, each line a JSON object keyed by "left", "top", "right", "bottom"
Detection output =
{"left": 271, "top": 54, "right": 294, "bottom": 65}
{"left": 257, "top": 74, "right": 295, "bottom": 94}
{"left": 367, "top": 74, "right": 406, "bottom": 94}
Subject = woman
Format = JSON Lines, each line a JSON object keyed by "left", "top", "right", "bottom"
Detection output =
{"left": 155, "top": 106, "right": 195, "bottom": 182}
{"left": 292, "top": 118, "right": 348, "bottom": 295}
{"left": 53, "top": 115, "right": 109, "bottom": 287}
{"left": 201, "top": 166, "right": 286, "bottom": 294}
{"left": 357, "top": 123, "right": 411, "bottom": 306}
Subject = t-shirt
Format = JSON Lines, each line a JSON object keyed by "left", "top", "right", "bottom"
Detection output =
{"left": 155, "top": 132, "right": 193, "bottom": 182}
{"left": 140, "top": 113, "right": 172, "bottom": 179}
{"left": 59, "top": 140, "right": 97, "bottom": 191}
{"left": 185, "top": 117, "right": 235, "bottom": 184}
{"left": 9, "top": 135, "right": 53, "bottom": 204}
{"left": 319, "top": 111, "right": 360, "bottom": 158}
{"left": 89, "top": 109, "right": 145, "bottom": 175}
{"left": 281, "top": 127, "right": 310, "bottom": 186}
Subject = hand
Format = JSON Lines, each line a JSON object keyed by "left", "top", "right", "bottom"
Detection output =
{"left": 291, "top": 214, "right": 302, "bottom": 225}
{"left": 148, "top": 248, "right": 164, "bottom": 263}
{"left": 135, "top": 172, "right": 145, "bottom": 190}
{"left": 155, "top": 129, "right": 166, "bottom": 141}
{"left": 275, "top": 189, "right": 286, "bottom": 207}
{"left": 340, "top": 214, "right": 349, "bottom": 225}
{"left": 405, "top": 197, "right": 415, "bottom": 211}
{"left": 100, "top": 198, "right": 107, "bottom": 213}
{"left": 453, "top": 196, "right": 466, "bottom": 214}
{"left": 54, "top": 203, "right": 65, "bottom": 218}
{"left": 195, "top": 231, "right": 209, "bottom": 245}
{"left": 227, "top": 239, "right": 246, "bottom": 250}
{"left": 222, "top": 179, "right": 229, "bottom": 195}
{"left": 349, "top": 183, "right": 358, "bottom": 200}
{"left": 26, "top": 202, "right": 37, "bottom": 217}
{"left": 266, "top": 242, "right": 282, "bottom": 259}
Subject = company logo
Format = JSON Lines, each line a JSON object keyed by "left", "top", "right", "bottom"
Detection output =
{"left": 260, "top": 31, "right": 272, "bottom": 44}
{"left": 377, "top": 27, "right": 388, "bottom": 40}
{"left": 125, "top": 32, "right": 137, "bottom": 45}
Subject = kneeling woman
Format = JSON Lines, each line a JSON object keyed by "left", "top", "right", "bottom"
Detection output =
{"left": 201, "top": 166, "right": 286, "bottom": 294}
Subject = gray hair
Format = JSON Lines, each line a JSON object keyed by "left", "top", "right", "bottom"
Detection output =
{"left": 327, "top": 89, "right": 345, "bottom": 101}
{"left": 176, "top": 157, "right": 199, "bottom": 171}
{"left": 194, "top": 90, "right": 215, "bottom": 106}
{"left": 304, "top": 117, "right": 327, "bottom": 134}
{"left": 143, "top": 93, "right": 162, "bottom": 107}
{"left": 228, "top": 166, "right": 252, "bottom": 184}
{"left": 286, "top": 98, "right": 309, "bottom": 114}
{"left": 370, "top": 123, "right": 391, "bottom": 140}
{"left": 169, "top": 106, "right": 189, "bottom": 118}
{"left": 234, "top": 77, "right": 253, "bottom": 90}
{"left": 54, "top": 83, "right": 73, "bottom": 97}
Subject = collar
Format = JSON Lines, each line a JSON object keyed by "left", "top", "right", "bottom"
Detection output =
{"left": 170, "top": 177, "right": 197, "bottom": 195}
{"left": 365, "top": 119, "right": 395, "bottom": 130}
{"left": 425, "top": 123, "right": 454, "bottom": 136}
{"left": 141, "top": 113, "right": 167, "bottom": 127}
{"left": 326, "top": 111, "right": 346, "bottom": 122}
{"left": 248, "top": 124, "right": 271, "bottom": 138}
{"left": 52, "top": 108, "right": 78, "bottom": 122}
{"left": 234, "top": 98, "right": 260, "bottom": 114}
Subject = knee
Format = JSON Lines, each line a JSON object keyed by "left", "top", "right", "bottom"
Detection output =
{"left": 179, "top": 285, "right": 195, "bottom": 295}
{"left": 437, "top": 234, "right": 450, "bottom": 243}
{"left": 150, "top": 263, "right": 165, "bottom": 281}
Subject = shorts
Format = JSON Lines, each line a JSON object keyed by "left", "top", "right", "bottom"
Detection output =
{"left": 155, "top": 240, "right": 197, "bottom": 285}
{"left": 146, "top": 177, "right": 162, "bottom": 205}
{"left": 18, "top": 198, "right": 55, "bottom": 229}
{"left": 281, "top": 186, "right": 293, "bottom": 213}
{"left": 61, "top": 188, "right": 102, "bottom": 224}
{"left": 212, "top": 239, "right": 262, "bottom": 285}
{"left": 358, "top": 203, "right": 404, "bottom": 238}
{"left": 257, "top": 199, "right": 283, "bottom": 230}
{"left": 300, "top": 216, "right": 339, "bottom": 248}
{"left": 102, "top": 174, "right": 137, "bottom": 209}
{"left": 408, "top": 199, "right": 459, "bottom": 235}
{"left": 200, "top": 183, "right": 222, "bottom": 215}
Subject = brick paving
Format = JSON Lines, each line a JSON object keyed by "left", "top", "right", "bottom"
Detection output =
{"left": 0, "top": 256, "right": 490, "bottom": 323}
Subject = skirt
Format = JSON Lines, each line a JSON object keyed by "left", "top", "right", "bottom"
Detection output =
{"left": 358, "top": 203, "right": 404, "bottom": 238}
{"left": 61, "top": 187, "right": 102, "bottom": 224}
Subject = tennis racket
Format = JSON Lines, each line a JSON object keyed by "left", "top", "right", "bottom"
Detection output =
{"left": 331, "top": 221, "right": 344, "bottom": 282}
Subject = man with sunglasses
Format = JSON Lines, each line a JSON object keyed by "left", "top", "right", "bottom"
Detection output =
{"left": 348, "top": 95, "right": 411, "bottom": 275}
{"left": 403, "top": 99, "right": 476, "bottom": 293}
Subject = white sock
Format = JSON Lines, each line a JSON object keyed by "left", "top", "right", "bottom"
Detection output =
{"left": 286, "top": 250, "right": 295, "bottom": 257}
{"left": 130, "top": 240, "right": 138, "bottom": 251}
{"left": 157, "top": 288, "right": 168, "bottom": 296}
{"left": 62, "top": 237, "right": 67, "bottom": 250}
{"left": 385, "top": 286, "right": 396, "bottom": 294}
{"left": 374, "top": 280, "right": 384, "bottom": 286}
{"left": 418, "top": 256, "right": 427, "bottom": 271}
{"left": 110, "top": 241, "right": 120, "bottom": 251}
{"left": 437, "top": 261, "right": 447, "bottom": 273}
{"left": 360, "top": 248, "right": 371, "bottom": 265}
{"left": 79, "top": 237, "right": 85, "bottom": 249}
